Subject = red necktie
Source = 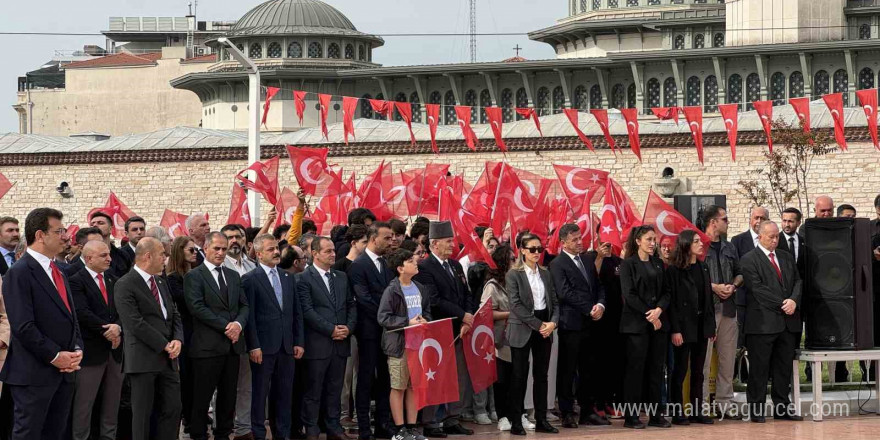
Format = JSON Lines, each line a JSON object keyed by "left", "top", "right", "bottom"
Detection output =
{"left": 49, "top": 261, "right": 71, "bottom": 312}
{"left": 96, "top": 273, "right": 108, "bottom": 304}
{"left": 149, "top": 276, "right": 161, "bottom": 304}
{"left": 768, "top": 252, "right": 783, "bottom": 282}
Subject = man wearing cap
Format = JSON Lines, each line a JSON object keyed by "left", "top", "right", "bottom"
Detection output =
{"left": 413, "top": 221, "right": 475, "bottom": 437}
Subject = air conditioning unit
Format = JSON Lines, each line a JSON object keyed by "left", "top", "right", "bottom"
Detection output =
{"left": 195, "top": 47, "right": 205, "bottom": 56}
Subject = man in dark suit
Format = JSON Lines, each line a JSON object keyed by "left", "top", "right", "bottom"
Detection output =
{"left": 741, "top": 221, "right": 803, "bottom": 422}
{"left": 69, "top": 240, "right": 124, "bottom": 440}
{"left": 0, "top": 207, "right": 83, "bottom": 439}
{"left": 186, "top": 214, "right": 211, "bottom": 265}
{"left": 184, "top": 231, "right": 249, "bottom": 440}
{"left": 348, "top": 222, "right": 395, "bottom": 440}
{"left": 89, "top": 211, "right": 133, "bottom": 279}
{"left": 244, "top": 233, "right": 304, "bottom": 440}
{"left": 297, "top": 236, "right": 356, "bottom": 440}
{"left": 548, "top": 223, "right": 607, "bottom": 428}
{"left": 0, "top": 217, "right": 20, "bottom": 276}
{"left": 115, "top": 237, "right": 182, "bottom": 440}
{"left": 64, "top": 227, "right": 103, "bottom": 277}
{"left": 778, "top": 207, "right": 806, "bottom": 279}
{"left": 413, "top": 221, "right": 475, "bottom": 437}
{"left": 119, "top": 216, "right": 146, "bottom": 265}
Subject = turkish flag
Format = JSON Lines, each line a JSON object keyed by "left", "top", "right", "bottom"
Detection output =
{"left": 342, "top": 96, "right": 359, "bottom": 145}
{"left": 546, "top": 198, "right": 574, "bottom": 255}
{"left": 718, "top": 103, "right": 739, "bottom": 161}
{"left": 575, "top": 193, "right": 596, "bottom": 251}
{"left": 682, "top": 106, "right": 705, "bottom": 164}
{"left": 463, "top": 300, "right": 497, "bottom": 393}
{"left": 370, "top": 99, "right": 392, "bottom": 120}
{"left": 620, "top": 108, "right": 641, "bottom": 161}
{"left": 454, "top": 106, "right": 480, "bottom": 151}
{"left": 0, "top": 172, "right": 13, "bottom": 200}
{"left": 66, "top": 224, "right": 81, "bottom": 245}
{"left": 856, "top": 88, "right": 879, "bottom": 150}
{"left": 598, "top": 180, "right": 623, "bottom": 252}
{"left": 288, "top": 146, "right": 330, "bottom": 196}
{"left": 405, "top": 318, "right": 459, "bottom": 410}
{"left": 462, "top": 163, "right": 498, "bottom": 225}
{"left": 789, "top": 97, "right": 812, "bottom": 138}
{"left": 160, "top": 209, "right": 190, "bottom": 239}
{"left": 484, "top": 106, "right": 507, "bottom": 152}
{"left": 822, "top": 93, "right": 847, "bottom": 151}
{"left": 88, "top": 192, "right": 138, "bottom": 239}
{"left": 563, "top": 109, "right": 595, "bottom": 151}
{"left": 590, "top": 109, "right": 616, "bottom": 153}
{"left": 294, "top": 91, "right": 307, "bottom": 126}
{"left": 492, "top": 164, "right": 535, "bottom": 236}
{"left": 226, "top": 183, "right": 251, "bottom": 228}
{"left": 642, "top": 190, "right": 711, "bottom": 259}
{"left": 753, "top": 100, "right": 774, "bottom": 152}
{"left": 515, "top": 108, "right": 543, "bottom": 136}
{"left": 358, "top": 161, "right": 394, "bottom": 221}
{"left": 318, "top": 94, "right": 332, "bottom": 140}
{"left": 236, "top": 156, "right": 280, "bottom": 206}
{"left": 426, "top": 104, "right": 440, "bottom": 154}
{"left": 394, "top": 102, "right": 417, "bottom": 146}
{"left": 261, "top": 87, "right": 280, "bottom": 127}
{"left": 388, "top": 172, "right": 409, "bottom": 219}
{"left": 455, "top": 214, "right": 497, "bottom": 270}
{"left": 552, "top": 164, "right": 607, "bottom": 215}
{"left": 651, "top": 107, "right": 680, "bottom": 124}
{"left": 402, "top": 164, "right": 449, "bottom": 217}
{"left": 274, "top": 187, "right": 300, "bottom": 228}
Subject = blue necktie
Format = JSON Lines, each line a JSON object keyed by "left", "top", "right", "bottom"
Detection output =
{"left": 325, "top": 272, "right": 337, "bottom": 308}
{"left": 270, "top": 268, "right": 283, "bottom": 309}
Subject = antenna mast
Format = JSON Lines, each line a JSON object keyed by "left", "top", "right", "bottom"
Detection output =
{"left": 469, "top": 0, "right": 477, "bottom": 63}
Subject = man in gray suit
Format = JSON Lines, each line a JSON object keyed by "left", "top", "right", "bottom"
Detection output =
{"left": 297, "top": 237, "right": 356, "bottom": 440}
{"left": 114, "top": 237, "right": 183, "bottom": 440}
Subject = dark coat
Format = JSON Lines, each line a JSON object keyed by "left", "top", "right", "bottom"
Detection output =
{"left": 63, "top": 257, "right": 85, "bottom": 277}
{"left": 619, "top": 255, "right": 671, "bottom": 334}
{"left": 413, "top": 254, "right": 473, "bottom": 335}
{"left": 505, "top": 266, "right": 560, "bottom": 348}
{"left": 69, "top": 268, "right": 123, "bottom": 366}
{"left": 348, "top": 251, "right": 394, "bottom": 340}
{"left": 108, "top": 243, "right": 133, "bottom": 279}
{"left": 243, "top": 265, "right": 304, "bottom": 355}
{"left": 741, "top": 248, "right": 802, "bottom": 335}
{"left": 296, "top": 265, "right": 357, "bottom": 360}
{"left": 664, "top": 262, "right": 716, "bottom": 342}
{"left": 776, "top": 232, "right": 806, "bottom": 280}
{"left": 377, "top": 278, "right": 432, "bottom": 358}
{"left": 183, "top": 264, "right": 249, "bottom": 358}
{"left": 549, "top": 251, "right": 606, "bottom": 331}
{"left": 731, "top": 230, "right": 757, "bottom": 308}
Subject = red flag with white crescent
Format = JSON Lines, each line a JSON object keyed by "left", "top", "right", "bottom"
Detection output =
{"left": 318, "top": 94, "right": 332, "bottom": 140}
{"left": 515, "top": 108, "right": 543, "bottom": 136}
{"left": 454, "top": 106, "right": 480, "bottom": 151}
{"left": 358, "top": 161, "right": 395, "bottom": 221}
{"left": 287, "top": 146, "right": 333, "bottom": 196}
{"left": 552, "top": 164, "right": 607, "bottom": 215}
{"left": 226, "top": 183, "right": 251, "bottom": 228}
{"left": 651, "top": 107, "right": 680, "bottom": 124}
{"left": 394, "top": 102, "right": 417, "bottom": 147}
{"left": 261, "top": 87, "right": 280, "bottom": 127}
{"left": 753, "top": 100, "right": 774, "bottom": 152}
{"left": 718, "top": 103, "right": 739, "bottom": 161}
{"left": 342, "top": 96, "right": 359, "bottom": 145}
{"left": 160, "top": 209, "right": 190, "bottom": 239}
{"left": 642, "top": 190, "right": 711, "bottom": 260}
{"left": 426, "top": 104, "right": 440, "bottom": 154}
{"left": 274, "top": 187, "right": 300, "bottom": 228}
{"left": 575, "top": 196, "right": 595, "bottom": 251}
{"left": 856, "top": 88, "right": 879, "bottom": 150}
{"left": 822, "top": 93, "right": 847, "bottom": 151}
{"left": 294, "top": 91, "right": 307, "bottom": 126}
{"left": 406, "top": 318, "right": 459, "bottom": 410}
{"left": 462, "top": 300, "right": 498, "bottom": 393}
{"left": 484, "top": 106, "right": 507, "bottom": 152}
{"left": 88, "top": 192, "right": 138, "bottom": 239}
{"left": 789, "top": 97, "right": 812, "bottom": 139}
{"left": 590, "top": 109, "right": 616, "bottom": 152}
{"left": 682, "top": 106, "right": 705, "bottom": 165}
{"left": 563, "top": 109, "right": 595, "bottom": 152}
{"left": 598, "top": 180, "right": 623, "bottom": 253}
{"left": 370, "top": 99, "right": 392, "bottom": 120}
{"left": 620, "top": 108, "right": 641, "bottom": 161}
{"left": 235, "top": 156, "right": 280, "bottom": 206}
{"left": 0, "top": 172, "right": 13, "bottom": 200}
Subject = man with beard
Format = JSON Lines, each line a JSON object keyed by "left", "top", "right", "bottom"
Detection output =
{"left": 89, "top": 211, "right": 132, "bottom": 279}
{"left": 120, "top": 217, "right": 147, "bottom": 265}
{"left": 0, "top": 217, "right": 19, "bottom": 276}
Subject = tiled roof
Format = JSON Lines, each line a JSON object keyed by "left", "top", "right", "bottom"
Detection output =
{"left": 182, "top": 54, "right": 218, "bottom": 63}
{"left": 502, "top": 56, "right": 527, "bottom": 63}
{"left": 64, "top": 52, "right": 161, "bottom": 69}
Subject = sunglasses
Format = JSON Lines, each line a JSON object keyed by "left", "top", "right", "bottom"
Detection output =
{"left": 523, "top": 246, "right": 544, "bottom": 254}
{"left": 184, "top": 247, "right": 197, "bottom": 254}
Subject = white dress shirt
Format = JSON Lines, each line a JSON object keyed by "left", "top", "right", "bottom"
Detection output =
{"left": 84, "top": 266, "right": 105, "bottom": 292}
{"left": 750, "top": 229, "right": 760, "bottom": 249}
{"left": 314, "top": 265, "right": 333, "bottom": 293}
{"left": 26, "top": 248, "right": 57, "bottom": 288}
{"left": 201, "top": 260, "right": 242, "bottom": 330}
{"left": 782, "top": 232, "right": 799, "bottom": 261}
{"left": 757, "top": 244, "right": 782, "bottom": 275}
{"left": 133, "top": 264, "right": 168, "bottom": 319}
{"left": 524, "top": 265, "right": 546, "bottom": 310}
{"left": 365, "top": 248, "right": 383, "bottom": 273}
{"left": 1, "top": 247, "right": 14, "bottom": 268}
{"left": 224, "top": 254, "right": 256, "bottom": 276}
{"left": 562, "top": 250, "right": 604, "bottom": 310}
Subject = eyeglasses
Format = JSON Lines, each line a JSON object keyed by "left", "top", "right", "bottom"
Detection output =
{"left": 184, "top": 247, "right": 197, "bottom": 254}
{"left": 523, "top": 246, "right": 544, "bottom": 254}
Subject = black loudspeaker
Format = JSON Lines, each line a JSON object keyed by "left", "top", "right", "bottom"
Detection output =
{"left": 804, "top": 217, "right": 874, "bottom": 350}
{"left": 673, "top": 195, "right": 727, "bottom": 226}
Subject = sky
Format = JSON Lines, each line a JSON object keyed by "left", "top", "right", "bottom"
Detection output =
{"left": 0, "top": 0, "right": 562, "bottom": 133}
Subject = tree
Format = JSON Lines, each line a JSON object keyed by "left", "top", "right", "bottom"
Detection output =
{"left": 737, "top": 119, "right": 836, "bottom": 217}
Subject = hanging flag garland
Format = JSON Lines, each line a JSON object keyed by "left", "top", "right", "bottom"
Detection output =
{"left": 717, "top": 103, "right": 739, "bottom": 162}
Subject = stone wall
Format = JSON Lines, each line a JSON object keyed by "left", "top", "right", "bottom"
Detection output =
{"left": 0, "top": 141, "right": 877, "bottom": 235}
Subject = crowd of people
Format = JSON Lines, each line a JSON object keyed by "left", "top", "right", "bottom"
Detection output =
{"left": 0, "top": 190, "right": 878, "bottom": 440}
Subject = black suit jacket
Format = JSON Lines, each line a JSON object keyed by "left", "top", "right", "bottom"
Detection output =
{"left": 296, "top": 266, "right": 357, "bottom": 360}
{"left": 731, "top": 230, "right": 756, "bottom": 308}
{"left": 413, "top": 255, "right": 473, "bottom": 334}
{"left": 120, "top": 243, "right": 135, "bottom": 267}
{"left": 348, "top": 252, "right": 393, "bottom": 340}
{"left": 184, "top": 264, "right": 249, "bottom": 358}
{"left": 740, "top": 248, "right": 802, "bottom": 335}
{"left": 505, "top": 267, "right": 560, "bottom": 348}
{"left": 777, "top": 232, "right": 806, "bottom": 279}
{"left": 115, "top": 269, "right": 182, "bottom": 374}
{"left": 0, "top": 253, "right": 9, "bottom": 276}
{"left": 665, "top": 262, "right": 716, "bottom": 342}
{"left": 0, "top": 252, "right": 82, "bottom": 386}
{"left": 619, "top": 255, "right": 670, "bottom": 334}
{"left": 243, "top": 266, "right": 304, "bottom": 355}
{"left": 69, "top": 268, "right": 123, "bottom": 366}
{"left": 108, "top": 244, "right": 132, "bottom": 279}
{"left": 63, "top": 257, "right": 85, "bottom": 277}
{"left": 549, "top": 252, "right": 606, "bottom": 331}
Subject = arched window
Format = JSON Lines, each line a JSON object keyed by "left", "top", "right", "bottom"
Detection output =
{"left": 627, "top": 0, "right": 639, "bottom": 6}
{"left": 592, "top": 0, "right": 600, "bottom": 9}
{"left": 860, "top": 24, "right": 871, "bottom": 40}
{"left": 267, "top": 42, "right": 282, "bottom": 58}
{"left": 770, "top": 72, "right": 786, "bottom": 105}
{"left": 429, "top": 91, "right": 442, "bottom": 105}
{"left": 608, "top": 0, "right": 618, "bottom": 7}
{"left": 646, "top": 78, "right": 661, "bottom": 110}
{"left": 713, "top": 32, "right": 725, "bottom": 48}
{"left": 859, "top": 67, "right": 875, "bottom": 90}
{"left": 345, "top": 44, "right": 354, "bottom": 59}
{"left": 288, "top": 42, "right": 303, "bottom": 58}
{"left": 552, "top": 86, "right": 566, "bottom": 114}
{"left": 444, "top": 91, "right": 456, "bottom": 125}
{"left": 536, "top": 87, "right": 550, "bottom": 116}
{"left": 308, "top": 42, "right": 322, "bottom": 58}
{"left": 573, "top": 85, "right": 588, "bottom": 111}
{"left": 686, "top": 76, "right": 701, "bottom": 107}
{"left": 813, "top": 70, "right": 829, "bottom": 98}
{"left": 580, "top": 0, "right": 587, "bottom": 13}
{"left": 374, "top": 93, "right": 385, "bottom": 120}
{"left": 833, "top": 69, "right": 849, "bottom": 106}
{"left": 704, "top": 75, "right": 718, "bottom": 112}
{"left": 611, "top": 84, "right": 625, "bottom": 109}
{"left": 328, "top": 43, "right": 340, "bottom": 59}
{"left": 648, "top": 0, "right": 660, "bottom": 4}
{"left": 627, "top": 83, "right": 637, "bottom": 109}
{"left": 480, "top": 89, "right": 491, "bottom": 123}
{"left": 728, "top": 74, "right": 743, "bottom": 109}
{"left": 501, "top": 88, "right": 514, "bottom": 122}
{"left": 663, "top": 77, "right": 678, "bottom": 107}
{"left": 674, "top": 35, "right": 685, "bottom": 50}
{"left": 746, "top": 73, "right": 760, "bottom": 110}
{"left": 515, "top": 88, "right": 529, "bottom": 120}
{"left": 394, "top": 92, "right": 407, "bottom": 121}
{"left": 249, "top": 43, "right": 263, "bottom": 59}
{"left": 694, "top": 34, "right": 705, "bottom": 49}
{"left": 464, "top": 90, "right": 478, "bottom": 124}
{"left": 360, "top": 94, "right": 374, "bottom": 118}
{"left": 789, "top": 71, "right": 804, "bottom": 98}
{"left": 358, "top": 45, "right": 366, "bottom": 61}
{"left": 590, "top": 85, "right": 602, "bottom": 109}
{"left": 410, "top": 92, "right": 422, "bottom": 123}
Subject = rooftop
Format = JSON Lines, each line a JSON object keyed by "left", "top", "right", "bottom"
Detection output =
{"left": 64, "top": 52, "right": 163, "bottom": 69}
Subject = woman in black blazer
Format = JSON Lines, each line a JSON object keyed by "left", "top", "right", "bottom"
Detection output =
{"left": 666, "top": 230, "right": 716, "bottom": 425}
{"left": 619, "top": 225, "right": 670, "bottom": 429}
{"left": 505, "top": 234, "right": 559, "bottom": 436}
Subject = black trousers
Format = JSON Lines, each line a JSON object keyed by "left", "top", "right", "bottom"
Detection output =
{"left": 251, "top": 352, "right": 295, "bottom": 440}
{"left": 556, "top": 328, "right": 591, "bottom": 416}
{"left": 178, "top": 352, "right": 194, "bottom": 425}
{"left": 0, "top": 384, "right": 13, "bottom": 440}
{"left": 128, "top": 366, "right": 182, "bottom": 440}
{"left": 670, "top": 339, "right": 709, "bottom": 417}
{"left": 746, "top": 331, "right": 798, "bottom": 417}
{"left": 356, "top": 337, "right": 391, "bottom": 436}
{"left": 289, "top": 358, "right": 307, "bottom": 434}
{"left": 623, "top": 330, "right": 667, "bottom": 418}
{"left": 189, "top": 354, "right": 240, "bottom": 440}
{"left": 8, "top": 381, "right": 74, "bottom": 440}
{"left": 302, "top": 355, "right": 346, "bottom": 436}
{"left": 591, "top": 321, "right": 625, "bottom": 408}
{"left": 510, "top": 318, "right": 553, "bottom": 425}
{"left": 493, "top": 358, "right": 514, "bottom": 422}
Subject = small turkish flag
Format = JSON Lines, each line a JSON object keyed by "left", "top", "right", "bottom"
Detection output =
{"left": 515, "top": 108, "right": 543, "bottom": 136}
{"left": 620, "top": 108, "right": 641, "bottom": 161}
{"left": 394, "top": 102, "right": 417, "bottom": 147}
{"left": 563, "top": 109, "right": 595, "bottom": 151}
{"left": 88, "top": 192, "right": 138, "bottom": 239}
{"left": 552, "top": 164, "right": 607, "bottom": 216}
{"left": 590, "top": 109, "right": 616, "bottom": 152}
{"left": 405, "top": 318, "right": 459, "bottom": 410}
{"left": 598, "top": 180, "right": 623, "bottom": 252}
{"left": 651, "top": 107, "right": 680, "bottom": 124}
{"left": 426, "top": 104, "right": 440, "bottom": 154}
{"left": 463, "top": 300, "right": 497, "bottom": 393}
{"left": 236, "top": 156, "right": 280, "bottom": 206}
{"left": 484, "top": 106, "right": 507, "bottom": 152}
{"left": 318, "top": 94, "right": 332, "bottom": 140}
{"left": 342, "top": 96, "right": 359, "bottom": 145}
{"left": 0, "top": 172, "right": 13, "bottom": 200}
{"left": 789, "top": 97, "right": 812, "bottom": 139}
{"left": 160, "top": 209, "right": 190, "bottom": 239}
{"left": 856, "top": 88, "right": 879, "bottom": 150}
{"left": 454, "top": 106, "right": 480, "bottom": 151}
{"left": 753, "top": 100, "right": 774, "bottom": 152}
{"left": 575, "top": 196, "right": 595, "bottom": 251}
{"left": 642, "top": 190, "right": 711, "bottom": 260}
{"left": 718, "top": 103, "right": 739, "bottom": 161}
{"left": 822, "top": 92, "right": 847, "bottom": 151}
{"left": 261, "top": 87, "right": 280, "bottom": 127}
{"left": 682, "top": 106, "right": 705, "bottom": 164}
{"left": 287, "top": 146, "right": 330, "bottom": 196}
{"left": 274, "top": 187, "right": 300, "bottom": 228}
{"left": 294, "top": 91, "right": 307, "bottom": 126}
{"left": 370, "top": 99, "right": 392, "bottom": 120}
{"left": 226, "top": 183, "right": 251, "bottom": 228}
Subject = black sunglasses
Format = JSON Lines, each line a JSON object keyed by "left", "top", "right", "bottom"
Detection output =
{"left": 523, "top": 246, "right": 544, "bottom": 254}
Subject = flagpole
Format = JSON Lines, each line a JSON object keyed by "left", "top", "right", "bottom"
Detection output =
{"left": 489, "top": 161, "right": 506, "bottom": 220}
{"left": 416, "top": 162, "right": 429, "bottom": 216}
{"left": 385, "top": 317, "right": 457, "bottom": 333}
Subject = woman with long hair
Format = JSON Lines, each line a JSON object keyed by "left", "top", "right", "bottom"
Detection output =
{"left": 505, "top": 234, "right": 559, "bottom": 435}
{"left": 666, "top": 230, "right": 716, "bottom": 425}
{"left": 165, "top": 235, "right": 199, "bottom": 430}
{"left": 619, "top": 225, "right": 671, "bottom": 429}
{"left": 480, "top": 245, "right": 515, "bottom": 432}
